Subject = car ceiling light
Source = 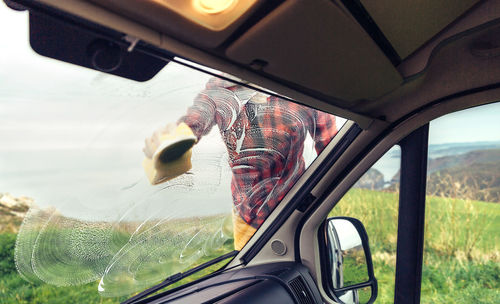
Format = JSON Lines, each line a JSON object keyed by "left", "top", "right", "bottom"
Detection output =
{"left": 193, "top": 0, "right": 237, "bottom": 15}
{"left": 155, "top": 0, "right": 257, "bottom": 31}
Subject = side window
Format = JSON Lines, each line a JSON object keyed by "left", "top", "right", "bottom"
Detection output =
{"left": 422, "top": 103, "right": 500, "bottom": 303}
{"left": 330, "top": 145, "right": 401, "bottom": 303}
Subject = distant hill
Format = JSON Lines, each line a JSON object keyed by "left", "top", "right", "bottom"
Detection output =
{"left": 388, "top": 149, "right": 500, "bottom": 203}
{"left": 428, "top": 149, "right": 500, "bottom": 174}
{"left": 353, "top": 169, "right": 385, "bottom": 190}
{"left": 427, "top": 161, "right": 500, "bottom": 202}
{"left": 384, "top": 141, "right": 500, "bottom": 160}
{"left": 428, "top": 141, "right": 500, "bottom": 159}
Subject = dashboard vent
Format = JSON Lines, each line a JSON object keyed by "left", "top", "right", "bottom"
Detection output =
{"left": 288, "top": 276, "right": 313, "bottom": 304}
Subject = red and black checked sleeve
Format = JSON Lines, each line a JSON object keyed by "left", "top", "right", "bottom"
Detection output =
{"left": 312, "top": 110, "right": 338, "bottom": 154}
{"left": 177, "top": 82, "right": 217, "bottom": 140}
{"left": 178, "top": 77, "right": 245, "bottom": 140}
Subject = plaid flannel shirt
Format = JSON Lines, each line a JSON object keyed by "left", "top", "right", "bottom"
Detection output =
{"left": 179, "top": 77, "right": 338, "bottom": 228}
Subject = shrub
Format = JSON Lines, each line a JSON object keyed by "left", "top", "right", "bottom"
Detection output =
{"left": 0, "top": 233, "right": 17, "bottom": 276}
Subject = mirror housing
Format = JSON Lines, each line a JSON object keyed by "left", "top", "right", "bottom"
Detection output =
{"left": 321, "top": 217, "right": 377, "bottom": 304}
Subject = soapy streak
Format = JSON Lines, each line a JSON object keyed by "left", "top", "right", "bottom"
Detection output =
{"left": 13, "top": 80, "right": 336, "bottom": 298}
{"left": 16, "top": 180, "right": 233, "bottom": 297}
{"left": 238, "top": 147, "right": 287, "bottom": 160}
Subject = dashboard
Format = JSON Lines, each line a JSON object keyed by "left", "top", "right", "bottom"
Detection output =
{"left": 144, "top": 262, "right": 322, "bottom": 304}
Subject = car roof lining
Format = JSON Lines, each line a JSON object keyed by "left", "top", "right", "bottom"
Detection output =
{"left": 225, "top": 0, "right": 403, "bottom": 103}
{"left": 398, "top": 0, "right": 500, "bottom": 77}
{"left": 24, "top": 0, "right": 378, "bottom": 128}
{"left": 19, "top": 0, "right": 500, "bottom": 129}
{"left": 360, "top": 19, "right": 500, "bottom": 121}
{"left": 361, "top": 0, "right": 481, "bottom": 59}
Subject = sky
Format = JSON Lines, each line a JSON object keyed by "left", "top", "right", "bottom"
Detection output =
{"left": 1, "top": 4, "right": 499, "bottom": 217}
{"left": 429, "top": 104, "right": 500, "bottom": 144}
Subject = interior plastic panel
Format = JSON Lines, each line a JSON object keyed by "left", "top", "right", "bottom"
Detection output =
{"left": 226, "top": 0, "right": 403, "bottom": 103}
{"left": 148, "top": 262, "right": 322, "bottom": 304}
{"left": 359, "top": 22, "right": 500, "bottom": 121}
{"left": 361, "top": 0, "right": 480, "bottom": 59}
{"left": 397, "top": 0, "right": 500, "bottom": 77}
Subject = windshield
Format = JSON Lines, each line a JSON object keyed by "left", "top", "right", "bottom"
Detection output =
{"left": 0, "top": 4, "right": 346, "bottom": 301}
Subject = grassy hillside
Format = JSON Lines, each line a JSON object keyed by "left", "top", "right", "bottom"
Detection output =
{"left": 331, "top": 189, "right": 499, "bottom": 303}
{"left": 427, "top": 162, "right": 500, "bottom": 202}
{"left": 0, "top": 229, "right": 231, "bottom": 304}
{"left": 0, "top": 189, "right": 498, "bottom": 303}
{"left": 427, "top": 149, "right": 500, "bottom": 203}
{"left": 427, "top": 149, "right": 500, "bottom": 173}
{"left": 0, "top": 231, "right": 122, "bottom": 304}
{"left": 387, "top": 149, "right": 500, "bottom": 203}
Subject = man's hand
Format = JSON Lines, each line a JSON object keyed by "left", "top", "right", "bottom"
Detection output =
{"left": 143, "top": 123, "right": 176, "bottom": 159}
{"left": 142, "top": 122, "right": 197, "bottom": 185}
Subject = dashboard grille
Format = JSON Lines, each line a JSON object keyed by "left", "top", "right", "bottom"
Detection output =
{"left": 288, "top": 276, "right": 314, "bottom": 304}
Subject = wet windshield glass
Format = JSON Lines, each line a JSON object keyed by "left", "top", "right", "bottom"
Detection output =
{"left": 0, "top": 5, "right": 346, "bottom": 300}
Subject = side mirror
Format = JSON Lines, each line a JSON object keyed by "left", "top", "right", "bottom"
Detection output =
{"left": 323, "top": 217, "right": 377, "bottom": 304}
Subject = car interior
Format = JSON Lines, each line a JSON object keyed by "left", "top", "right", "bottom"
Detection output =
{"left": 3, "top": 0, "right": 500, "bottom": 303}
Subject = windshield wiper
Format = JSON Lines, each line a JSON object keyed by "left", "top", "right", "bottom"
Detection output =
{"left": 122, "top": 250, "right": 239, "bottom": 304}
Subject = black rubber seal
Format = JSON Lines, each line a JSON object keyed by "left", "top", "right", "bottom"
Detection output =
{"left": 339, "top": 0, "right": 402, "bottom": 66}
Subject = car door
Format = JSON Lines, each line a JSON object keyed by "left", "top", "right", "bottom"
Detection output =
{"left": 420, "top": 103, "right": 500, "bottom": 304}
{"left": 302, "top": 101, "right": 499, "bottom": 304}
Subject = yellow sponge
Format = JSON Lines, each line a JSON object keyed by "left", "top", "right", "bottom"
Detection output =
{"left": 143, "top": 123, "right": 197, "bottom": 185}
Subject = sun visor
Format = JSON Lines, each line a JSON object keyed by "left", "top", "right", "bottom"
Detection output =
{"left": 225, "top": 0, "right": 403, "bottom": 104}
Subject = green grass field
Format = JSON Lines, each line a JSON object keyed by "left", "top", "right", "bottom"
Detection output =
{"left": 0, "top": 189, "right": 498, "bottom": 303}
{"left": 0, "top": 229, "right": 232, "bottom": 304}
{"left": 331, "top": 188, "right": 499, "bottom": 303}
